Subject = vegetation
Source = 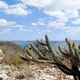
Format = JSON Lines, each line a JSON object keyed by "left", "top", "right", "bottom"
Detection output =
{"left": 20, "top": 34, "right": 80, "bottom": 80}
{"left": 3, "top": 53, "right": 23, "bottom": 66}
{"left": 0, "top": 42, "right": 24, "bottom": 66}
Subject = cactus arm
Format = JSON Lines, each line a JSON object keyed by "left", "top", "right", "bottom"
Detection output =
{"left": 37, "top": 40, "right": 49, "bottom": 53}
{"left": 65, "top": 38, "right": 75, "bottom": 58}
{"left": 45, "top": 35, "right": 59, "bottom": 62}
{"left": 30, "top": 44, "right": 47, "bottom": 59}
{"left": 26, "top": 48, "right": 54, "bottom": 63}
{"left": 45, "top": 34, "right": 53, "bottom": 53}
{"left": 58, "top": 45, "right": 70, "bottom": 58}
{"left": 37, "top": 35, "right": 53, "bottom": 53}
{"left": 56, "top": 51, "right": 64, "bottom": 60}
{"left": 37, "top": 40, "right": 47, "bottom": 46}
{"left": 19, "top": 54, "right": 32, "bottom": 61}
{"left": 38, "top": 34, "right": 56, "bottom": 60}
{"left": 42, "top": 46, "right": 49, "bottom": 52}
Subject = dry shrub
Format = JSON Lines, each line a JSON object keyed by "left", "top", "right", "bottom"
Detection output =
{"left": 3, "top": 53, "right": 23, "bottom": 66}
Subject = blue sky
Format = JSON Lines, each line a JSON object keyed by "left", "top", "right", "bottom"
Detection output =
{"left": 0, "top": 0, "right": 80, "bottom": 41}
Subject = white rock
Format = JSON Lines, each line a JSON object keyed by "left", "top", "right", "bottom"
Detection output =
{"left": 39, "top": 74, "right": 54, "bottom": 80}
{"left": 0, "top": 49, "right": 2, "bottom": 55}
{"left": 0, "top": 70, "right": 9, "bottom": 80}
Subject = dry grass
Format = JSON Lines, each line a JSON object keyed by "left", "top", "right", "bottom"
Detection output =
{"left": 2, "top": 53, "right": 23, "bottom": 66}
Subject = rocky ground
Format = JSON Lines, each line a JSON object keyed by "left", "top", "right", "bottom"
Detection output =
{"left": 0, "top": 62, "right": 73, "bottom": 80}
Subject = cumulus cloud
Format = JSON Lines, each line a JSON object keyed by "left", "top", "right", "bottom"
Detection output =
{"left": 2, "top": 28, "right": 12, "bottom": 33}
{"left": 44, "top": 10, "right": 79, "bottom": 30}
{"left": 31, "top": 19, "right": 46, "bottom": 26}
{"left": 0, "top": 18, "right": 33, "bottom": 34}
{"left": 66, "top": 27, "right": 80, "bottom": 35}
{"left": 47, "top": 0, "right": 80, "bottom": 10}
{"left": 21, "top": 0, "right": 80, "bottom": 10}
{"left": 65, "top": 10, "right": 79, "bottom": 19}
{"left": 0, "top": 1, "right": 30, "bottom": 16}
{"left": 19, "top": 27, "right": 32, "bottom": 32}
{"left": 47, "top": 21, "right": 65, "bottom": 29}
{"left": 21, "top": 0, "right": 80, "bottom": 30}
{"left": 0, "top": 18, "right": 24, "bottom": 29}
{"left": 44, "top": 10, "right": 68, "bottom": 22}
{"left": 72, "top": 18, "right": 80, "bottom": 25}
{"left": 44, "top": 10, "right": 79, "bottom": 19}
{"left": 14, "top": 25, "right": 24, "bottom": 28}
{"left": 44, "top": 10, "right": 64, "bottom": 17}
{"left": 5, "top": 3, "right": 31, "bottom": 16}
{"left": 0, "top": 28, "right": 12, "bottom": 34}
{"left": 21, "top": 0, "right": 54, "bottom": 9}
{"left": 0, "top": 19, "right": 16, "bottom": 26}
{"left": 21, "top": 0, "right": 80, "bottom": 28}
{"left": 0, "top": 1, "right": 8, "bottom": 9}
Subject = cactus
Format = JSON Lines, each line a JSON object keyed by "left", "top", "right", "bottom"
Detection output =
{"left": 20, "top": 34, "right": 80, "bottom": 80}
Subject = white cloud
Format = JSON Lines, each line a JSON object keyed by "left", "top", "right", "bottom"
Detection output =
{"left": 31, "top": 19, "right": 46, "bottom": 26}
{"left": 44, "top": 10, "right": 64, "bottom": 17}
{"left": 72, "top": 18, "right": 80, "bottom": 25}
{"left": 0, "top": 19, "right": 16, "bottom": 26}
{"left": 5, "top": 3, "right": 30, "bottom": 16}
{"left": 0, "top": 18, "right": 24, "bottom": 29}
{"left": 67, "top": 27, "right": 80, "bottom": 32}
{"left": 31, "top": 23, "right": 37, "bottom": 26}
{"left": 65, "top": 10, "right": 79, "bottom": 19}
{"left": 20, "top": 0, "right": 80, "bottom": 27}
{"left": 0, "top": 1, "right": 30, "bottom": 16}
{"left": 44, "top": 10, "right": 68, "bottom": 22}
{"left": 44, "top": 10, "right": 79, "bottom": 19}
{"left": 45, "top": 29, "right": 51, "bottom": 32}
{"left": 21, "top": 0, "right": 80, "bottom": 10}
{"left": 19, "top": 27, "right": 32, "bottom": 32}
{"left": 0, "top": 1, "right": 8, "bottom": 9}
{"left": 0, "top": 28, "right": 12, "bottom": 34}
{"left": 0, "top": 18, "right": 32, "bottom": 33}
{"left": 48, "top": 21, "right": 65, "bottom": 29}
{"left": 14, "top": 25, "right": 24, "bottom": 28}
{"left": 3, "top": 28, "right": 12, "bottom": 33}
{"left": 21, "top": 0, "right": 54, "bottom": 9}
{"left": 47, "top": 0, "right": 80, "bottom": 10}
{"left": 0, "top": 18, "right": 33, "bottom": 33}
{"left": 65, "top": 27, "right": 80, "bottom": 36}
{"left": 44, "top": 10, "right": 79, "bottom": 28}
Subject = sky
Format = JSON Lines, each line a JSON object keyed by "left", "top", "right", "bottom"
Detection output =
{"left": 0, "top": 0, "right": 80, "bottom": 41}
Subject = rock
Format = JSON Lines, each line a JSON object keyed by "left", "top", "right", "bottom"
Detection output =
{"left": 0, "top": 49, "right": 2, "bottom": 55}
{"left": 0, "top": 71, "right": 9, "bottom": 80}
{"left": 38, "top": 74, "right": 54, "bottom": 80}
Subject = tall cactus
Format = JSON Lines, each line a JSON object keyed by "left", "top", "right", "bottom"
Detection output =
{"left": 20, "top": 34, "right": 80, "bottom": 80}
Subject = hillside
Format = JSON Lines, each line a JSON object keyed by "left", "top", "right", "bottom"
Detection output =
{"left": 0, "top": 42, "right": 24, "bottom": 55}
